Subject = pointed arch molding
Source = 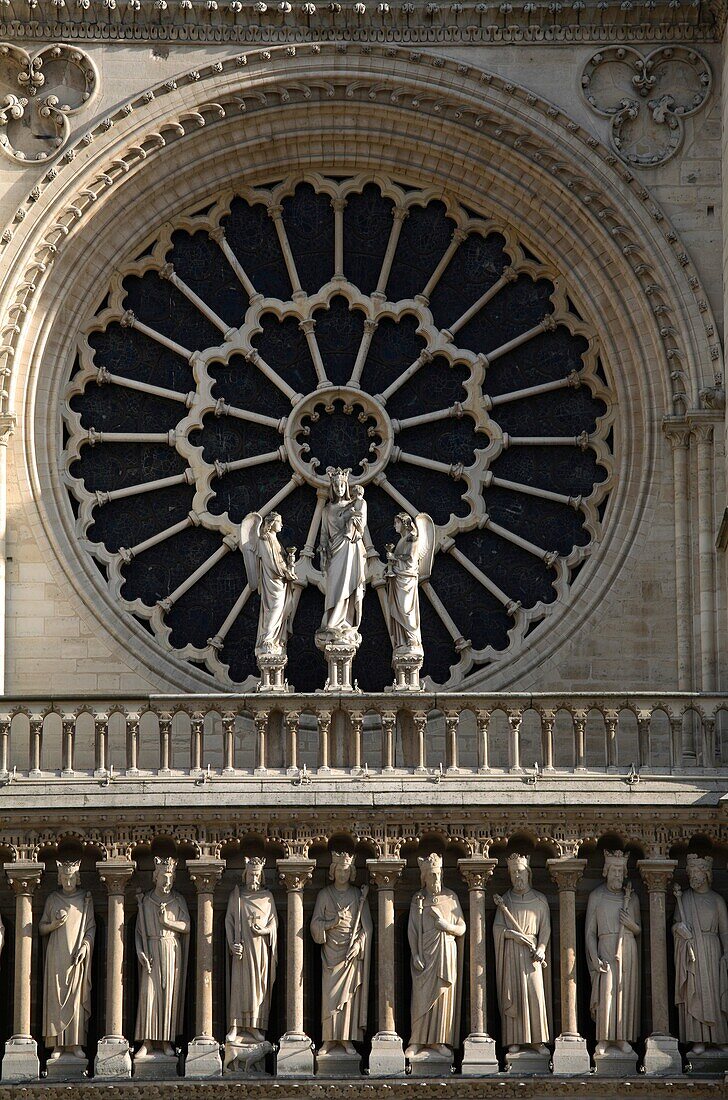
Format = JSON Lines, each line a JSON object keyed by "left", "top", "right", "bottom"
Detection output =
{"left": 2, "top": 44, "right": 720, "bottom": 693}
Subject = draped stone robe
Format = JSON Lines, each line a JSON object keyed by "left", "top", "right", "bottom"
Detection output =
{"left": 493, "top": 888, "right": 551, "bottom": 1047}
{"left": 134, "top": 891, "right": 190, "bottom": 1043}
{"left": 319, "top": 499, "right": 366, "bottom": 636}
{"left": 387, "top": 532, "right": 421, "bottom": 652}
{"left": 408, "top": 888, "right": 465, "bottom": 1047}
{"left": 225, "top": 886, "right": 278, "bottom": 1031}
{"left": 585, "top": 884, "right": 641, "bottom": 1042}
{"left": 674, "top": 888, "right": 728, "bottom": 1044}
{"left": 41, "top": 889, "right": 95, "bottom": 1048}
{"left": 256, "top": 531, "right": 293, "bottom": 654}
{"left": 310, "top": 884, "right": 372, "bottom": 1041}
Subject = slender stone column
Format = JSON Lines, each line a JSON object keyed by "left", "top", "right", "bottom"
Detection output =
{"left": 638, "top": 859, "right": 681, "bottom": 1075}
{"left": 458, "top": 857, "right": 499, "bottom": 1075}
{"left": 547, "top": 858, "right": 591, "bottom": 1075}
{"left": 95, "top": 858, "right": 136, "bottom": 1078}
{"left": 366, "top": 858, "right": 406, "bottom": 1076}
{"left": 2, "top": 861, "right": 44, "bottom": 1081}
{"left": 276, "top": 858, "right": 315, "bottom": 1077}
{"left": 185, "top": 857, "right": 225, "bottom": 1078}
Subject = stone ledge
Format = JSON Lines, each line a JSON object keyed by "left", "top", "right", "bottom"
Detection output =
{"left": 0, "top": 1079, "right": 721, "bottom": 1098}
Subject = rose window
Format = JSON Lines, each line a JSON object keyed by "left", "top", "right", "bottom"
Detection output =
{"left": 62, "top": 175, "right": 614, "bottom": 691}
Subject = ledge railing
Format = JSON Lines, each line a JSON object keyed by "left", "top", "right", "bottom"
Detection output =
{"left": 0, "top": 691, "right": 725, "bottom": 780}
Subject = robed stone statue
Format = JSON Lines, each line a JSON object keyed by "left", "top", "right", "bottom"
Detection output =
{"left": 585, "top": 850, "right": 641, "bottom": 1057}
{"left": 674, "top": 853, "right": 728, "bottom": 1053}
{"left": 310, "top": 850, "right": 372, "bottom": 1056}
{"left": 134, "top": 856, "right": 191, "bottom": 1059}
{"left": 39, "top": 859, "right": 95, "bottom": 1061}
{"left": 224, "top": 857, "right": 278, "bottom": 1069}
{"left": 240, "top": 511, "right": 297, "bottom": 656}
{"left": 406, "top": 853, "right": 465, "bottom": 1060}
{"left": 317, "top": 468, "right": 367, "bottom": 645}
{"left": 493, "top": 853, "right": 551, "bottom": 1054}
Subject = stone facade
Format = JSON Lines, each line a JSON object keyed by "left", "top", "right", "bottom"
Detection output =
{"left": 0, "top": 0, "right": 725, "bottom": 1092}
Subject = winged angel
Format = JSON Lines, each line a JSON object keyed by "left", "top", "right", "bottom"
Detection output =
{"left": 384, "top": 512, "right": 435, "bottom": 657}
{"left": 240, "top": 511, "right": 298, "bottom": 657}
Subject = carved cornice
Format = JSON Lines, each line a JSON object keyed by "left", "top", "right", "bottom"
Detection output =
{"left": 0, "top": 2, "right": 717, "bottom": 43}
{"left": 96, "top": 857, "right": 136, "bottom": 894}
{"left": 547, "top": 857, "right": 588, "bottom": 892}
{"left": 457, "top": 856, "right": 498, "bottom": 890}
{"left": 637, "top": 858, "right": 678, "bottom": 893}
{"left": 277, "top": 857, "right": 316, "bottom": 891}
{"left": 3, "top": 860, "right": 44, "bottom": 894}
{"left": 186, "top": 857, "right": 225, "bottom": 893}
{"left": 366, "top": 858, "right": 406, "bottom": 889}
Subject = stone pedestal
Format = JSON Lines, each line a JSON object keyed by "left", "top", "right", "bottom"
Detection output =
{"left": 368, "top": 1033, "right": 406, "bottom": 1077}
{"left": 643, "top": 1035, "right": 683, "bottom": 1076}
{"left": 45, "top": 1054, "right": 88, "bottom": 1081}
{"left": 391, "top": 650, "right": 423, "bottom": 691}
{"left": 506, "top": 1049, "right": 551, "bottom": 1075}
{"left": 276, "top": 1034, "right": 314, "bottom": 1077}
{"left": 133, "top": 1051, "right": 180, "bottom": 1079}
{"left": 593, "top": 1048, "right": 638, "bottom": 1076}
{"left": 688, "top": 1049, "right": 728, "bottom": 1075}
{"left": 552, "top": 1035, "right": 592, "bottom": 1076}
{"left": 461, "top": 1034, "right": 499, "bottom": 1075}
{"left": 1, "top": 1038, "right": 39, "bottom": 1083}
{"left": 316, "top": 634, "right": 359, "bottom": 691}
{"left": 184, "top": 1037, "right": 222, "bottom": 1078}
{"left": 408, "top": 1048, "right": 453, "bottom": 1077}
{"left": 94, "top": 1037, "right": 133, "bottom": 1079}
{"left": 256, "top": 652, "right": 290, "bottom": 693}
{"left": 315, "top": 1048, "right": 361, "bottom": 1077}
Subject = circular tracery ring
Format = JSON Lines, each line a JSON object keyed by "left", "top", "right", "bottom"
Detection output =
{"left": 62, "top": 172, "right": 615, "bottom": 692}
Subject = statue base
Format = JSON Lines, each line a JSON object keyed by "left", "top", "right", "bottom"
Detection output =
{"left": 276, "top": 1033, "right": 314, "bottom": 1077}
{"left": 368, "top": 1032, "right": 406, "bottom": 1077}
{"left": 315, "top": 633, "right": 361, "bottom": 692}
{"left": 552, "top": 1035, "right": 591, "bottom": 1076}
{"left": 593, "top": 1047, "right": 638, "bottom": 1076}
{"left": 94, "top": 1037, "right": 132, "bottom": 1079}
{"left": 407, "top": 1047, "right": 453, "bottom": 1077}
{"left": 687, "top": 1048, "right": 728, "bottom": 1074}
{"left": 256, "top": 652, "right": 291, "bottom": 693}
{"left": 643, "top": 1035, "right": 682, "bottom": 1076}
{"left": 506, "top": 1048, "right": 551, "bottom": 1075}
{"left": 184, "top": 1036, "right": 222, "bottom": 1078}
{"left": 315, "top": 1047, "right": 362, "bottom": 1077}
{"left": 390, "top": 650, "right": 424, "bottom": 692}
{"left": 133, "top": 1050, "right": 180, "bottom": 1079}
{"left": 1, "top": 1037, "right": 39, "bottom": 1082}
{"left": 461, "top": 1033, "right": 499, "bottom": 1076}
{"left": 223, "top": 1040, "right": 272, "bottom": 1076}
{"left": 45, "top": 1053, "right": 89, "bottom": 1081}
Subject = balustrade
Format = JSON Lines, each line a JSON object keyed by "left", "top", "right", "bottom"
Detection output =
{"left": 0, "top": 692, "right": 724, "bottom": 780}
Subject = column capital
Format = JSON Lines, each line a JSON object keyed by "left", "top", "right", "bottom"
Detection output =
{"left": 4, "top": 861, "right": 44, "bottom": 894}
{"left": 637, "top": 858, "right": 678, "bottom": 893}
{"left": 547, "top": 857, "right": 587, "bottom": 891}
{"left": 458, "top": 857, "right": 498, "bottom": 890}
{"left": 186, "top": 857, "right": 225, "bottom": 893}
{"left": 277, "top": 857, "right": 315, "bottom": 892}
{"left": 366, "top": 858, "right": 406, "bottom": 889}
{"left": 96, "top": 858, "right": 136, "bottom": 895}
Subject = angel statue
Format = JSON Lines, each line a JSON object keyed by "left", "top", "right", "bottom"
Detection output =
{"left": 240, "top": 510, "right": 298, "bottom": 691}
{"left": 384, "top": 511, "right": 434, "bottom": 690}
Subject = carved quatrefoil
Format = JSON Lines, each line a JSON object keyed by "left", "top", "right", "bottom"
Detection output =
{"left": 581, "top": 46, "right": 711, "bottom": 168}
{"left": 0, "top": 44, "right": 98, "bottom": 163}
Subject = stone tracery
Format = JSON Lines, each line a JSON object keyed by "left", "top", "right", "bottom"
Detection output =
{"left": 62, "top": 172, "right": 614, "bottom": 691}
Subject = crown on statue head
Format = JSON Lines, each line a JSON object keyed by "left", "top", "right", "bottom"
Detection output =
{"left": 330, "top": 850, "right": 354, "bottom": 868}
{"left": 507, "top": 852, "right": 530, "bottom": 871}
{"left": 58, "top": 858, "right": 81, "bottom": 874}
{"left": 687, "top": 853, "right": 713, "bottom": 871}
{"left": 153, "top": 856, "right": 177, "bottom": 870}
{"left": 418, "top": 853, "right": 442, "bottom": 871}
{"left": 244, "top": 856, "right": 266, "bottom": 869}
{"left": 603, "top": 849, "right": 628, "bottom": 872}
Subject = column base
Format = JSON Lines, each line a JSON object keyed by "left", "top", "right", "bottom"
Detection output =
{"left": 593, "top": 1047, "right": 638, "bottom": 1077}
{"left": 368, "top": 1032, "right": 406, "bottom": 1077}
{"left": 505, "top": 1048, "right": 551, "bottom": 1075}
{"left": 133, "top": 1050, "right": 180, "bottom": 1079}
{"left": 275, "top": 1033, "right": 314, "bottom": 1077}
{"left": 688, "top": 1048, "right": 728, "bottom": 1074}
{"left": 2, "top": 1037, "right": 39, "bottom": 1082}
{"left": 643, "top": 1035, "right": 682, "bottom": 1076}
{"left": 184, "top": 1036, "right": 222, "bottom": 1078}
{"left": 45, "top": 1053, "right": 88, "bottom": 1081}
{"left": 461, "top": 1033, "right": 499, "bottom": 1076}
{"left": 95, "top": 1037, "right": 133, "bottom": 1079}
{"left": 552, "top": 1035, "right": 591, "bottom": 1076}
